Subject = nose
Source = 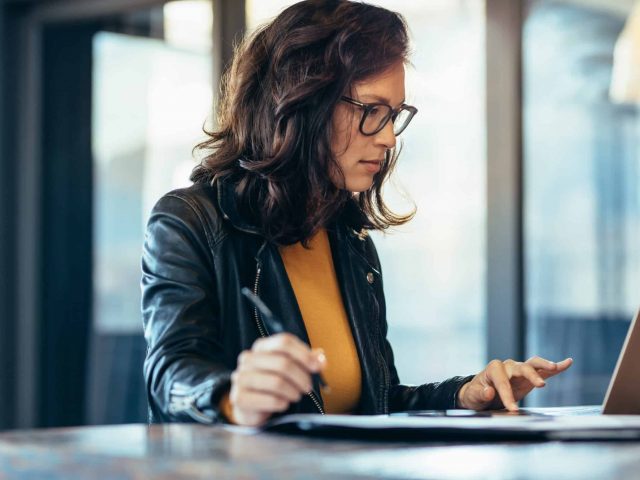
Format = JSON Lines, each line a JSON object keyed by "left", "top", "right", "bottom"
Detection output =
{"left": 373, "top": 119, "right": 396, "bottom": 150}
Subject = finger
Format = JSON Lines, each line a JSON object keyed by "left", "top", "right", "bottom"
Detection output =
{"left": 486, "top": 361, "right": 518, "bottom": 411}
{"left": 230, "top": 388, "right": 290, "bottom": 414}
{"left": 234, "top": 370, "right": 303, "bottom": 403}
{"left": 525, "top": 356, "right": 559, "bottom": 371}
{"left": 240, "top": 351, "right": 313, "bottom": 393}
{"left": 542, "top": 358, "right": 573, "bottom": 378}
{"left": 231, "top": 408, "right": 270, "bottom": 428}
{"left": 513, "top": 363, "right": 546, "bottom": 388}
{"left": 463, "top": 381, "right": 497, "bottom": 409}
{"left": 484, "top": 385, "right": 497, "bottom": 402}
{"left": 556, "top": 357, "right": 573, "bottom": 369}
{"left": 252, "top": 333, "right": 323, "bottom": 372}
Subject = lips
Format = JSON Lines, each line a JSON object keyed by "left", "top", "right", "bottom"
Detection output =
{"left": 359, "top": 160, "right": 382, "bottom": 173}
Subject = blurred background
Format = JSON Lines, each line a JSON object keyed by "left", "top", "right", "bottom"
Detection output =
{"left": 0, "top": 0, "right": 638, "bottom": 430}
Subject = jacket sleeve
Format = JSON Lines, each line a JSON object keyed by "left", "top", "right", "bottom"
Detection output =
{"left": 142, "top": 193, "right": 231, "bottom": 424}
{"left": 364, "top": 235, "right": 475, "bottom": 412}
{"left": 385, "top": 332, "right": 475, "bottom": 411}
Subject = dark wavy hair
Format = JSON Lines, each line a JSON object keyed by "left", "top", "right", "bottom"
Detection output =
{"left": 191, "top": 0, "right": 415, "bottom": 245}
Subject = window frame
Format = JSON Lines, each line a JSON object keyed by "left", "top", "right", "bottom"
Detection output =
{"left": 485, "top": 0, "right": 525, "bottom": 364}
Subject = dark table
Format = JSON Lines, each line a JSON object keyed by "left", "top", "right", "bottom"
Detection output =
{"left": 0, "top": 423, "right": 639, "bottom": 479}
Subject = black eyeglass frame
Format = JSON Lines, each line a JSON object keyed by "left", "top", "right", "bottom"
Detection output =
{"left": 340, "top": 95, "right": 418, "bottom": 136}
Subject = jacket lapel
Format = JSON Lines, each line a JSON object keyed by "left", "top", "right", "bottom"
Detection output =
{"left": 328, "top": 225, "right": 385, "bottom": 414}
{"left": 253, "top": 241, "right": 311, "bottom": 347}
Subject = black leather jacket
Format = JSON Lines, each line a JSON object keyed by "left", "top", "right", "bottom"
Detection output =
{"left": 142, "top": 179, "right": 474, "bottom": 423}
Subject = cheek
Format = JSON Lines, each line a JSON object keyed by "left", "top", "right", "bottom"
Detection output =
{"left": 332, "top": 109, "right": 353, "bottom": 153}
{"left": 332, "top": 111, "right": 360, "bottom": 165}
{"left": 333, "top": 136, "right": 363, "bottom": 183}
{"left": 330, "top": 106, "right": 364, "bottom": 188}
{"left": 331, "top": 104, "right": 360, "bottom": 150}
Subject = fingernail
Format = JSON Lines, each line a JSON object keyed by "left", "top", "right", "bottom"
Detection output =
{"left": 313, "top": 354, "right": 325, "bottom": 369}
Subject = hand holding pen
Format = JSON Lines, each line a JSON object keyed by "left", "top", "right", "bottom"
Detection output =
{"left": 241, "top": 288, "right": 329, "bottom": 390}
{"left": 224, "top": 288, "right": 328, "bottom": 427}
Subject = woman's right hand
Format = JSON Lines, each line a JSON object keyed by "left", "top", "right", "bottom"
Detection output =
{"left": 228, "top": 333, "right": 327, "bottom": 427}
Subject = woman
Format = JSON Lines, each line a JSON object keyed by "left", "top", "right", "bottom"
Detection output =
{"left": 142, "top": 0, "right": 572, "bottom": 426}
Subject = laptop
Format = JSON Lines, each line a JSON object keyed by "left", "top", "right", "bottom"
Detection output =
{"left": 597, "top": 306, "right": 640, "bottom": 414}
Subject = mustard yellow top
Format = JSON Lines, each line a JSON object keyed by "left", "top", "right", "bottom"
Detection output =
{"left": 279, "top": 228, "right": 362, "bottom": 414}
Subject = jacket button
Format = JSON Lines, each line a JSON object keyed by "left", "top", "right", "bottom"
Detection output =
{"left": 366, "top": 272, "right": 374, "bottom": 284}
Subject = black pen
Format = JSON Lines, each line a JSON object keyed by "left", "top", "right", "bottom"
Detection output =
{"left": 241, "top": 287, "right": 329, "bottom": 391}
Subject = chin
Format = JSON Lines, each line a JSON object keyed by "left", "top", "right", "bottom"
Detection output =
{"left": 345, "top": 179, "right": 375, "bottom": 192}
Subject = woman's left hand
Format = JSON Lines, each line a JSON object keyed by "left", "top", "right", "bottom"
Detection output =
{"left": 457, "top": 356, "right": 573, "bottom": 411}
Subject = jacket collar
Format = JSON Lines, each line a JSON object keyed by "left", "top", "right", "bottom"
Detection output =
{"left": 215, "top": 176, "right": 263, "bottom": 235}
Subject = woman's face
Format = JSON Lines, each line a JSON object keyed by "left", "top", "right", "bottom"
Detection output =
{"left": 331, "top": 61, "right": 405, "bottom": 192}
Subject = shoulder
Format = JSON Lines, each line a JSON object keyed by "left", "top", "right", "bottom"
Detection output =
{"left": 148, "top": 182, "right": 228, "bottom": 249}
{"left": 156, "top": 182, "right": 217, "bottom": 214}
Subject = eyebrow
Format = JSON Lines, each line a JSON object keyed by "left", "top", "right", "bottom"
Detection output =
{"left": 359, "top": 93, "right": 406, "bottom": 108}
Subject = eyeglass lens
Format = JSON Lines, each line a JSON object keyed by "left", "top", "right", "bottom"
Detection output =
{"left": 392, "top": 108, "right": 413, "bottom": 135}
{"left": 362, "top": 105, "right": 413, "bottom": 135}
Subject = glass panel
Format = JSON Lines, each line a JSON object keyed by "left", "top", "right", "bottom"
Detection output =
{"left": 93, "top": 4, "right": 213, "bottom": 335}
{"left": 524, "top": 0, "right": 640, "bottom": 406}
{"left": 246, "top": 1, "right": 487, "bottom": 384}
{"left": 90, "top": 1, "right": 213, "bottom": 423}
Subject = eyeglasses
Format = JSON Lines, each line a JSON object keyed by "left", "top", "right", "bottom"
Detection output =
{"left": 341, "top": 96, "right": 418, "bottom": 136}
